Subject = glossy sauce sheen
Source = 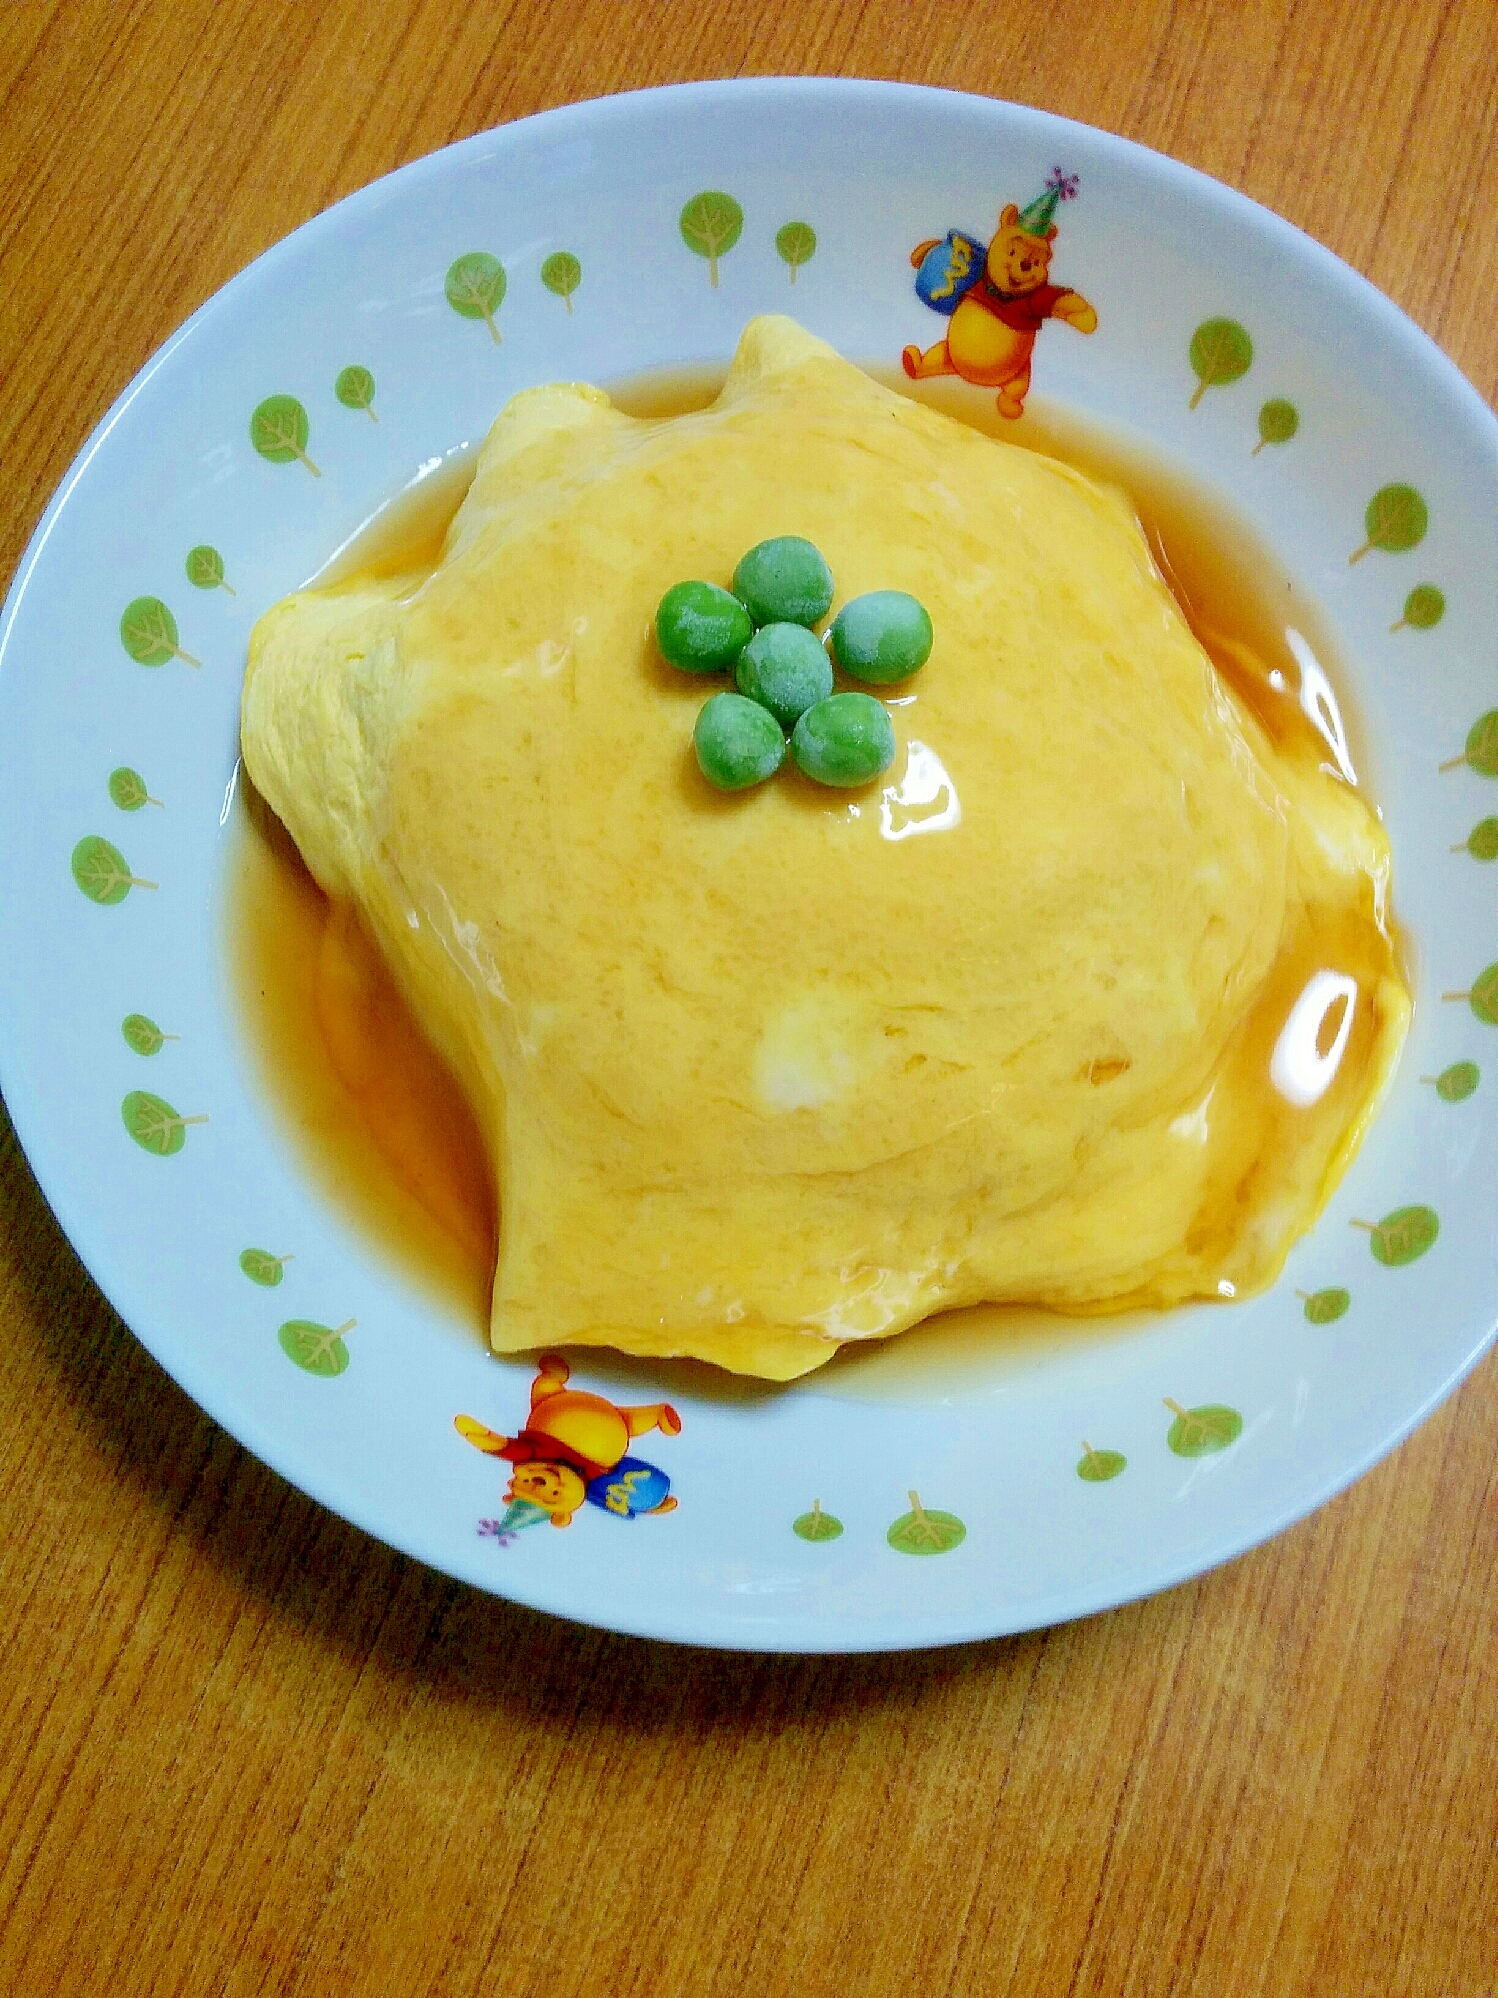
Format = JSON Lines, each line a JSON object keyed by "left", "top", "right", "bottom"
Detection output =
{"left": 228, "top": 368, "right": 1399, "bottom": 1334}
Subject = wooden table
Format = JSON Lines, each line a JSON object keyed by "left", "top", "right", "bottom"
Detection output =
{"left": 2, "top": 4, "right": 1495, "bottom": 1992}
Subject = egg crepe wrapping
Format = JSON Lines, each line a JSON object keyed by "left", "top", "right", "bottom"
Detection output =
{"left": 241, "top": 316, "right": 1408, "bottom": 1379}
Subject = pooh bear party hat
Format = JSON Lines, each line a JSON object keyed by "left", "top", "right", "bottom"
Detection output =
{"left": 1017, "top": 167, "right": 1080, "bottom": 237}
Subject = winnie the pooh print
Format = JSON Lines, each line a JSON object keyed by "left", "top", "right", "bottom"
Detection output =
{"left": 457, "top": 1354, "right": 681, "bottom": 1535}
{"left": 903, "top": 168, "right": 1097, "bottom": 419}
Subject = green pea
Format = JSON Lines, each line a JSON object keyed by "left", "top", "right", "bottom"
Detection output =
{"left": 694, "top": 691, "right": 787, "bottom": 791}
{"left": 656, "top": 580, "right": 754, "bottom": 673}
{"left": 791, "top": 692, "right": 896, "bottom": 788}
{"left": 732, "top": 536, "right": 834, "bottom": 629}
{"left": 829, "top": 590, "right": 933, "bottom": 684}
{"left": 734, "top": 622, "right": 834, "bottom": 730}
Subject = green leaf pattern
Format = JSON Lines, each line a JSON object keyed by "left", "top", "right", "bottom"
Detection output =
{"left": 185, "top": 544, "right": 234, "bottom": 593}
{"left": 887, "top": 1491, "right": 966, "bottom": 1555}
{"left": 540, "top": 252, "right": 581, "bottom": 311}
{"left": 1443, "top": 963, "right": 1498, "bottom": 1026}
{"left": 240, "top": 1248, "right": 291, "bottom": 1287}
{"left": 121, "top": 1013, "right": 173, "bottom": 1056}
{"left": 108, "top": 766, "right": 160, "bottom": 812}
{"left": 1164, "top": 1400, "right": 1243, "bottom": 1456}
{"left": 250, "top": 395, "right": 320, "bottom": 475}
{"left": 120, "top": 596, "right": 199, "bottom": 668}
{"left": 1353, "top": 1206, "right": 1440, "bottom": 1266}
{"left": 278, "top": 1318, "right": 355, "bottom": 1377}
{"left": 335, "top": 365, "right": 378, "bottom": 419}
{"left": 792, "top": 1500, "right": 843, "bottom": 1541}
{"left": 1077, "top": 1444, "right": 1126, "bottom": 1482}
{"left": 775, "top": 221, "right": 816, "bottom": 283}
{"left": 1455, "top": 818, "right": 1498, "bottom": 861}
{"left": 1300, "top": 1287, "right": 1350, "bottom": 1324}
{"left": 1188, "top": 319, "right": 1253, "bottom": 408}
{"left": 445, "top": 252, "right": 506, "bottom": 341}
{"left": 71, "top": 835, "right": 154, "bottom": 904}
{"left": 679, "top": 191, "right": 744, "bottom": 287}
{"left": 1425, "top": 1061, "right": 1479, "bottom": 1103}
{"left": 1253, "top": 398, "right": 1298, "bottom": 453}
{"left": 1442, "top": 712, "right": 1498, "bottom": 779}
{"left": 1392, "top": 584, "right": 1443, "bottom": 631}
{"left": 1349, "top": 484, "right": 1427, "bottom": 563}
{"left": 121, "top": 1090, "right": 206, "bottom": 1158}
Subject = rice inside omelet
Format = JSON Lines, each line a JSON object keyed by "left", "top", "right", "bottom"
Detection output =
{"left": 240, "top": 315, "right": 1408, "bottom": 1379}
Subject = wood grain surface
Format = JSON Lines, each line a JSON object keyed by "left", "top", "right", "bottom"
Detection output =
{"left": 2, "top": 4, "right": 1496, "bottom": 1994}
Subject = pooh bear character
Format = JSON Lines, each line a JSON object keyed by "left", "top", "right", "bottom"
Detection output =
{"left": 903, "top": 172, "right": 1096, "bottom": 420}
{"left": 455, "top": 1355, "right": 681, "bottom": 1528}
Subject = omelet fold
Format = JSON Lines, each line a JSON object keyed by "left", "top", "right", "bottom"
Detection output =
{"left": 242, "top": 316, "right": 1407, "bottom": 1378}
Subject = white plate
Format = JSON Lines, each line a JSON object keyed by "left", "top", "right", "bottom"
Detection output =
{"left": 2, "top": 80, "right": 1494, "bottom": 1652}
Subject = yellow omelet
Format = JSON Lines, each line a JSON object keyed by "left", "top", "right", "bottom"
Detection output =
{"left": 241, "top": 316, "right": 1408, "bottom": 1379}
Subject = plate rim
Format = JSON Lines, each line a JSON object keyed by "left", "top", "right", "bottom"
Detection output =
{"left": 2, "top": 75, "right": 1495, "bottom": 1653}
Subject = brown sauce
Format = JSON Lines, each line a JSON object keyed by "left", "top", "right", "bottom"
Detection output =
{"left": 230, "top": 786, "right": 495, "bottom": 1324}
{"left": 226, "top": 365, "right": 1396, "bottom": 1348}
